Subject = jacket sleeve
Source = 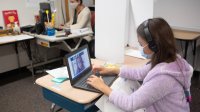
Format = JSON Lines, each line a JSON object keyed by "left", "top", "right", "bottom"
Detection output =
{"left": 109, "top": 75, "right": 177, "bottom": 111}
{"left": 70, "top": 11, "right": 90, "bottom": 29}
{"left": 119, "top": 64, "right": 151, "bottom": 81}
{"left": 65, "top": 11, "right": 73, "bottom": 27}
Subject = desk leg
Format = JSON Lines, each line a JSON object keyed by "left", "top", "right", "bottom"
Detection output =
{"left": 61, "top": 38, "right": 83, "bottom": 52}
{"left": 14, "top": 42, "right": 20, "bottom": 68}
{"left": 184, "top": 41, "right": 189, "bottom": 59}
{"left": 180, "top": 40, "right": 184, "bottom": 53}
{"left": 74, "top": 38, "right": 83, "bottom": 50}
{"left": 193, "top": 40, "right": 197, "bottom": 55}
{"left": 25, "top": 40, "right": 35, "bottom": 77}
{"left": 193, "top": 40, "right": 197, "bottom": 69}
{"left": 61, "top": 41, "right": 73, "bottom": 52}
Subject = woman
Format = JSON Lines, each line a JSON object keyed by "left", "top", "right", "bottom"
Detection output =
{"left": 61, "top": 0, "right": 94, "bottom": 57}
{"left": 65, "top": 0, "right": 93, "bottom": 46}
{"left": 87, "top": 18, "right": 193, "bottom": 112}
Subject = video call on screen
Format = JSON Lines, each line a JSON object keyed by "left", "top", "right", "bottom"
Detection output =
{"left": 68, "top": 49, "right": 90, "bottom": 79}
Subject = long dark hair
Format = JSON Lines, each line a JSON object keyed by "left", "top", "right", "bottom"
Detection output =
{"left": 137, "top": 18, "right": 177, "bottom": 68}
{"left": 77, "top": 0, "right": 83, "bottom": 4}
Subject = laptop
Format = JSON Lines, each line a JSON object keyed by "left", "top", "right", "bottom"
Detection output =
{"left": 65, "top": 45, "right": 117, "bottom": 93}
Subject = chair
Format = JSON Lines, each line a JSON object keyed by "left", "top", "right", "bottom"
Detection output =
{"left": 89, "top": 7, "right": 95, "bottom": 58}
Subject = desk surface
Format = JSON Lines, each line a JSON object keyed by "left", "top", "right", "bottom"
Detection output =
{"left": 173, "top": 29, "right": 200, "bottom": 40}
{"left": 0, "top": 34, "right": 34, "bottom": 45}
{"left": 36, "top": 56, "right": 149, "bottom": 104}
{"left": 34, "top": 31, "right": 93, "bottom": 42}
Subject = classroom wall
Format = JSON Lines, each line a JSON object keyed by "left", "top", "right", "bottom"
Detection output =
{"left": 127, "top": 0, "right": 153, "bottom": 48}
{"left": 95, "top": 0, "right": 126, "bottom": 63}
{"left": 0, "top": 0, "right": 66, "bottom": 28}
{"left": 154, "top": 0, "right": 200, "bottom": 31}
{"left": 83, "top": 0, "right": 94, "bottom": 7}
{"left": 0, "top": 0, "right": 39, "bottom": 27}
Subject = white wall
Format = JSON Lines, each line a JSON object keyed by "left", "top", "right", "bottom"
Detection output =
{"left": 83, "top": 0, "right": 94, "bottom": 7}
{"left": 127, "top": 0, "right": 153, "bottom": 48}
{"left": 0, "top": 0, "right": 39, "bottom": 27}
{"left": 154, "top": 0, "right": 200, "bottom": 31}
{"left": 95, "top": 0, "right": 154, "bottom": 63}
{"left": 95, "top": 0, "right": 126, "bottom": 63}
{"left": 0, "top": 0, "right": 66, "bottom": 28}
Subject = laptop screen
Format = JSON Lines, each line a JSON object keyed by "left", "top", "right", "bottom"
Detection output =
{"left": 67, "top": 48, "right": 90, "bottom": 79}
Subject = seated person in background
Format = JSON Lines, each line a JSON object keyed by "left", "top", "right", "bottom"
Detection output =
{"left": 63, "top": 0, "right": 94, "bottom": 56}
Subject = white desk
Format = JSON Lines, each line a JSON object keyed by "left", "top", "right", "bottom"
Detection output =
{"left": 0, "top": 34, "right": 34, "bottom": 45}
{"left": 35, "top": 31, "right": 93, "bottom": 42}
{"left": 25, "top": 31, "right": 93, "bottom": 52}
{"left": 0, "top": 34, "right": 34, "bottom": 74}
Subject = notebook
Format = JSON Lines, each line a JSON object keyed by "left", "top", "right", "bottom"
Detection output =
{"left": 65, "top": 45, "right": 117, "bottom": 93}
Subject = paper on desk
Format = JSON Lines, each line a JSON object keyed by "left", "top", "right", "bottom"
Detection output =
{"left": 95, "top": 77, "right": 145, "bottom": 112}
{"left": 125, "top": 49, "right": 146, "bottom": 59}
{"left": 46, "top": 66, "right": 69, "bottom": 78}
{"left": 70, "top": 28, "right": 91, "bottom": 35}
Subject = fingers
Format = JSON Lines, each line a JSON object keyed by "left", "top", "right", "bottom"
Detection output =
{"left": 89, "top": 75, "right": 97, "bottom": 78}
{"left": 87, "top": 75, "right": 102, "bottom": 83}
{"left": 100, "top": 76, "right": 103, "bottom": 81}
{"left": 87, "top": 75, "right": 97, "bottom": 82}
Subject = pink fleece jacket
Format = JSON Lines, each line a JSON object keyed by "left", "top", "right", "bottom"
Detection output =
{"left": 109, "top": 55, "right": 193, "bottom": 112}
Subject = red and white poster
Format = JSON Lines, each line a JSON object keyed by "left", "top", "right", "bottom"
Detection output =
{"left": 2, "top": 10, "right": 20, "bottom": 28}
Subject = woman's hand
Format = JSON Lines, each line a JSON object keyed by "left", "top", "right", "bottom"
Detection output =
{"left": 87, "top": 75, "right": 112, "bottom": 96}
{"left": 92, "top": 65, "right": 120, "bottom": 75}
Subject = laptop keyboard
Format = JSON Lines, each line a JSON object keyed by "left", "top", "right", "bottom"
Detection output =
{"left": 78, "top": 77, "right": 97, "bottom": 90}
{"left": 79, "top": 80, "right": 87, "bottom": 86}
{"left": 75, "top": 72, "right": 117, "bottom": 93}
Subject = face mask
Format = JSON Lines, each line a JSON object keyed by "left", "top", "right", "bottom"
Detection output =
{"left": 139, "top": 44, "right": 153, "bottom": 59}
{"left": 70, "top": 2, "right": 79, "bottom": 9}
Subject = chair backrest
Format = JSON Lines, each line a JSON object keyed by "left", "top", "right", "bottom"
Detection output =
{"left": 89, "top": 6, "right": 95, "bottom": 34}
{"left": 91, "top": 11, "right": 95, "bottom": 33}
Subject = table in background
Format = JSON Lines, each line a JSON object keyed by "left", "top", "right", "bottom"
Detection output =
{"left": 0, "top": 34, "right": 34, "bottom": 75}
{"left": 24, "top": 31, "right": 93, "bottom": 76}
{"left": 173, "top": 29, "right": 200, "bottom": 67}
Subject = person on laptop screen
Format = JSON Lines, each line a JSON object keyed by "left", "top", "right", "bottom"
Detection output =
{"left": 87, "top": 18, "right": 192, "bottom": 112}
{"left": 75, "top": 54, "right": 85, "bottom": 74}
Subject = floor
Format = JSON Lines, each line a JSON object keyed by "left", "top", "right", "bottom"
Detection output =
{"left": 0, "top": 63, "right": 200, "bottom": 112}
{"left": 0, "top": 63, "right": 66, "bottom": 112}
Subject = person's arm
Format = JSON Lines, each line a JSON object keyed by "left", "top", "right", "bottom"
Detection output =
{"left": 70, "top": 10, "right": 90, "bottom": 29}
{"left": 119, "top": 64, "right": 151, "bottom": 81}
{"left": 65, "top": 15, "right": 73, "bottom": 28}
{"left": 108, "top": 75, "right": 177, "bottom": 111}
{"left": 92, "top": 64, "right": 120, "bottom": 76}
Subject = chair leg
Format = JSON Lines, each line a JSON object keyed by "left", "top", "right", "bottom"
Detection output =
{"left": 50, "top": 103, "right": 56, "bottom": 112}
